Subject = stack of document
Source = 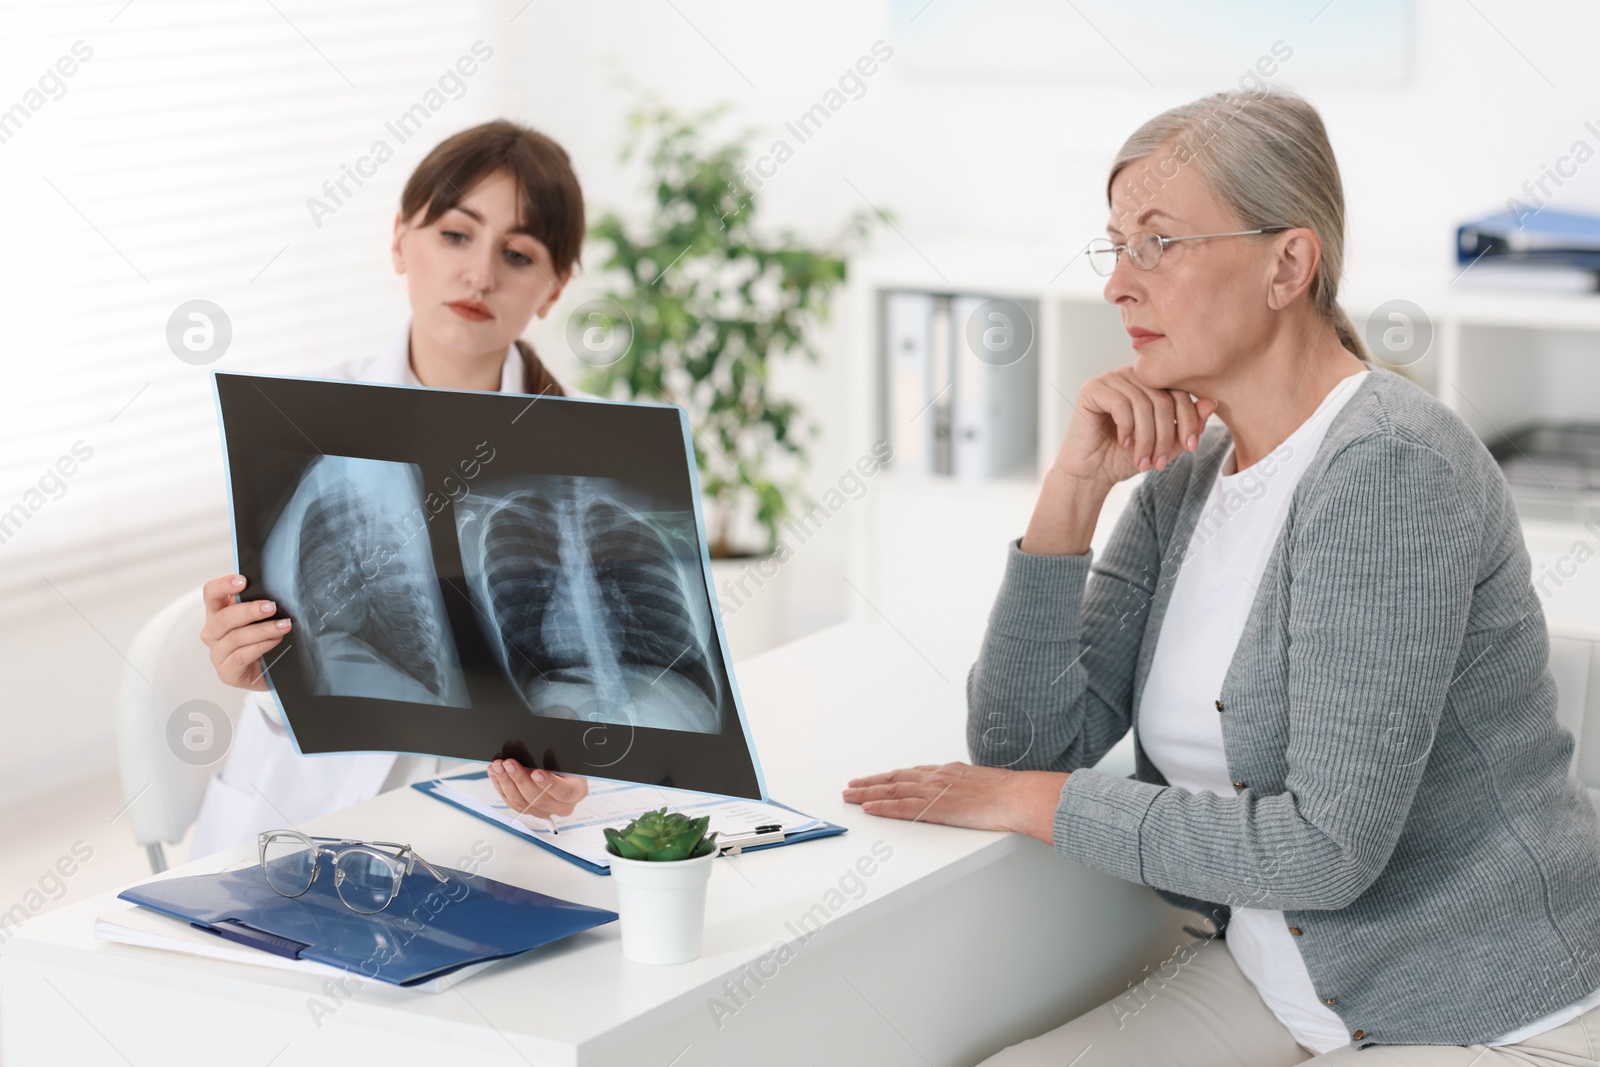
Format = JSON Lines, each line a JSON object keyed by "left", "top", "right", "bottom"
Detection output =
{"left": 416, "top": 772, "right": 844, "bottom": 873}
{"left": 94, "top": 906, "right": 496, "bottom": 992}
{"left": 108, "top": 855, "right": 617, "bottom": 986}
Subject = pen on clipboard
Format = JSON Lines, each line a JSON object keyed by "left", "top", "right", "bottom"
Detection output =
{"left": 546, "top": 814, "right": 559, "bottom": 835}
{"left": 718, "top": 824, "right": 785, "bottom": 854}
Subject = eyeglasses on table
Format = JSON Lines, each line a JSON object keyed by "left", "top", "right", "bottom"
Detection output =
{"left": 256, "top": 829, "right": 450, "bottom": 915}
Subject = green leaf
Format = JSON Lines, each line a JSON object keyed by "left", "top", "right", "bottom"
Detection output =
{"left": 624, "top": 832, "right": 659, "bottom": 854}
{"left": 605, "top": 828, "right": 647, "bottom": 860}
{"left": 645, "top": 841, "right": 693, "bottom": 862}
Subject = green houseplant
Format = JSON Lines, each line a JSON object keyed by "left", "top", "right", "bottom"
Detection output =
{"left": 604, "top": 805, "right": 724, "bottom": 965}
{"left": 581, "top": 98, "right": 876, "bottom": 560}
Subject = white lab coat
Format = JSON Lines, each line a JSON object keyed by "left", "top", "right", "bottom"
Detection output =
{"left": 188, "top": 317, "right": 585, "bottom": 859}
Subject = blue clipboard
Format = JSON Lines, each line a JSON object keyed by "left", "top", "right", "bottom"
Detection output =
{"left": 118, "top": 853, "right": 617, "bottom": 986}
{"left": 413, "top": 772, "right": 848, "bottom": 875}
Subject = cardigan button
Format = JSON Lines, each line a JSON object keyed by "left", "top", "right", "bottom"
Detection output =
{"left": 1214, "top": 699, "right": 1224, "bottom": 712}
{"left": 1232, "top": 780, "right": 1247, "bottom": 790}
{"left": 1287, "top": 926, "right": 1303, "bottom": 936}
{"left": 1352, "top": 1030, "right": 1365, "bottom": 1041}
{"left": 1324, "top": 997, "right": 1339, "bottom": 1005}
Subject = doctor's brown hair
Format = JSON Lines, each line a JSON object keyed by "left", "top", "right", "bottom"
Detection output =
{"left": 400, "top": 119, "right": 584, "bottom": 397}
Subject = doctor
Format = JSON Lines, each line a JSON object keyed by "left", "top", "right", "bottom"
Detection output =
{"left": 191, "top": 120, "right": 592, "bottom": 859}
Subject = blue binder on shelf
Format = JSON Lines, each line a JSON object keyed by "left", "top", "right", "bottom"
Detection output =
{"left": 1457, "top": 208, "right": 1600, "bottom": 269}
{"left": 414, "top": 772, "right": 849, "bottom": 876}
{"left": 118, "top": 853, "right": 617, "bottom": 986}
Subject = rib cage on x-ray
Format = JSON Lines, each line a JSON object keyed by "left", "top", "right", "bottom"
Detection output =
{"left": 259, "top": 454, "right": 469, "bottom": 707}
{"left": 455, "top": 476, "right": 723, "bottom": 734}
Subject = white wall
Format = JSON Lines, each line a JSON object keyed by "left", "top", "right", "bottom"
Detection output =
{"left": 525, "top": 0, "right": 1600, "bottom": 283}
{"left": 5, "top": 0, "right": 1600, "bottom": 808}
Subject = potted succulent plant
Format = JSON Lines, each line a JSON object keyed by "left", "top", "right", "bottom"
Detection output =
{"left": 604, "top": 807, "right": 721, "bottom": 965}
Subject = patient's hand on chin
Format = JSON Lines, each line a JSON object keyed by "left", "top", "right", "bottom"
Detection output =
{"left": 486, "top": 757, "right": 589, "bottom": 816}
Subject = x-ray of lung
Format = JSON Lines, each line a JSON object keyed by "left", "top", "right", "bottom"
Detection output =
{"left": 214, "top": 371, "right": 765, "bottom": 800}
{"left": 454, "top": 475, "right": 722, "bottom": 735}
{"left": 259, "top": 455, "right": 470, "bottom": 707}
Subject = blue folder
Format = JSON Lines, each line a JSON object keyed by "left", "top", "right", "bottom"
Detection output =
{"left": 1457, "top": 208, "right": 1600, "bottom": 268}
{"left": 414, "top": 772, "right": 849, "bottom": 875}
{"left": 118, "top": 853, "right": 617, "bottom": 986}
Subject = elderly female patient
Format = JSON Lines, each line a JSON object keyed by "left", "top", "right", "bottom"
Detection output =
{"left": 843, "top": 86, "right": 1600, "bottom": 1065}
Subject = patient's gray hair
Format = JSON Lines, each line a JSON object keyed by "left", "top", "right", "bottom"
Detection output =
{"left": 1107, "top": 86, "right": 1370, "bottom": 362}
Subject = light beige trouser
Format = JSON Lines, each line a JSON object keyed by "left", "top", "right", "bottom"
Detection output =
{"left": 976, "top": 935, "right": 1600, "bottom": 1066}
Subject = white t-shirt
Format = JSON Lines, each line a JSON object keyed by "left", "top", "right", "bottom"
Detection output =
{"left": 1137, "top": 366, "right": 1600, "bottom": 1052}
{"left": 1139, "top": 368, "right": 1368, "bottom": 1053}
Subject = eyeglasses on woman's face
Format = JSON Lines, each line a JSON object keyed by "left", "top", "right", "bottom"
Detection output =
{"left": 1085, "top": 226, "right": 1290, "bottom": 277}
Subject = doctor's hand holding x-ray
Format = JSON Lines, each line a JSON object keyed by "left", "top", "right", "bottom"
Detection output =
{"left": 191, "top": 126, "right": 594, "bottom": 858}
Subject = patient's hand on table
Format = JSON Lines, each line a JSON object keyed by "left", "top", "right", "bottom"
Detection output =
{"left": 487, "top": 759, "right": 589, "bottom": 818}
{"left": 200, "top": 573, "right": 291, "bottom": 691}
{"left": 842, "top": 762, "right": 1070, "bottom": 847}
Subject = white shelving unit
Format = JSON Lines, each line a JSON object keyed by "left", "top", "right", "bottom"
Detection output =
{"left": 842, "top": 241, "right": 1600, "bottom": 640}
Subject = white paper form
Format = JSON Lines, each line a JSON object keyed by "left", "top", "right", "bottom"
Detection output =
{"left": 93, "top": 907, "right": 495, "bottom": 992}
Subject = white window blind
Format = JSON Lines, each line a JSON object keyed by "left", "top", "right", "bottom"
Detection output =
{"left": 0, "top": 0, "right": 519, "bottom": 617}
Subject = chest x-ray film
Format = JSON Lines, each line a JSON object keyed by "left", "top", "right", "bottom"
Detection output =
{"left": 212, "top": 371, "right": 765, "bottom": 801}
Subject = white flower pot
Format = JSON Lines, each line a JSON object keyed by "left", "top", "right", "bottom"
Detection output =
{"left": 608, "top": 850, "right": 715, "bottom": 965}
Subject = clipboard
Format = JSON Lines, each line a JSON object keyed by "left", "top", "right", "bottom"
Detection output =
{"left": 413, "top": 772, "right": 848, "bottom": 875}
{"left": 117, "top": 853, "right": 617, "bottom": 986}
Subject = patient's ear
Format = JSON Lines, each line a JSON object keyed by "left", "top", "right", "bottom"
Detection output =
{"left": 1265, "top": 227, "right": 1320, "bottom": 312}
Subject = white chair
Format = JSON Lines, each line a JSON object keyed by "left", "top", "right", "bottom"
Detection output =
{"left": 1547, "top": 622, "right": 1600, "bottom": 812}
{"left": 115, "top": 588, "right": 246, "bottom": 873}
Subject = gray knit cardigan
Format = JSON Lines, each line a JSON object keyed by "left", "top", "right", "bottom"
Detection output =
{"left": 965, "top": 365, "right": 1600, "bottom": 1049}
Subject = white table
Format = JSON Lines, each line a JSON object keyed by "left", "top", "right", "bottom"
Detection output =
{"left": 2, "top": 621, "right": 1189, "bottom": 1067}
